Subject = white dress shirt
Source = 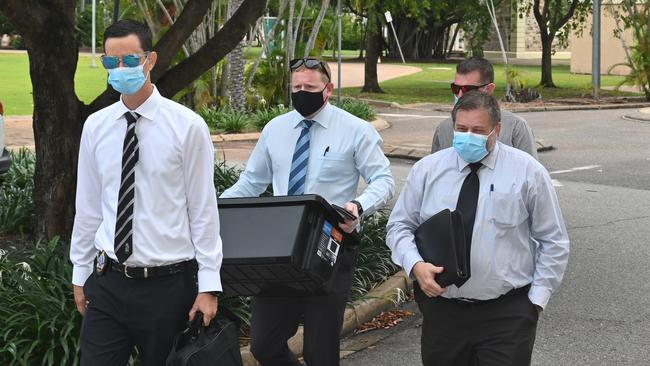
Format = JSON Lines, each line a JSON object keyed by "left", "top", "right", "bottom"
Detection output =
{"left": 386, "top": 142, "right": 569, "bottom": 308}
{"left": 70, "top": 86, "right": 223, "bottom": 292}
{"left": 220, "top": 103, "right": 395, "bottom": 215}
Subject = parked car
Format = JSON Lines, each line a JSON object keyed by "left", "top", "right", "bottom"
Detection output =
{"left": 0, "top": 99, "right": 11, "bottom": 174}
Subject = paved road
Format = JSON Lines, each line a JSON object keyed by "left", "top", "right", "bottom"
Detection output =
{"left": 341, "top": 107, "right": 650, "bottom": 365}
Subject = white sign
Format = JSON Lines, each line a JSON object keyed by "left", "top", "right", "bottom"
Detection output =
{"left": 384, "top": 11, "right": 393, "bottom": 23}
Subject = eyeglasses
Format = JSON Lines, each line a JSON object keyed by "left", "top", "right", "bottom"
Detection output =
{"left": 289, "top": 58, "right": 331, "bottom": 82}
{"left": 450, "top": 82, "right": 490, "bottom": 95}
{"left": 100, "top": 53, "right": 149, "bottom": 69}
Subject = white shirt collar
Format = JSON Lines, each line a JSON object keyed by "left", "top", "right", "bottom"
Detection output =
{"left": 292, "top": 102, "right": 332, "bottom": 129}
{"left": 455, "top": 140, "right": 501, "bottom": 172}
{"left": 113, "top": 85, "right": 162, "bottom": 122}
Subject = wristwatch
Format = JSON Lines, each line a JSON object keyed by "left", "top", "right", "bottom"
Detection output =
{"left": 350, "top": 200, "right": 363, "bottom": 217}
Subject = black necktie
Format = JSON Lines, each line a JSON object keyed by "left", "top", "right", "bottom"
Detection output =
{"left": 455, "top": 162, "right": 482, "bottom": 287}
{"left": 114, "top": 111, "right": 140, "bottom": 263}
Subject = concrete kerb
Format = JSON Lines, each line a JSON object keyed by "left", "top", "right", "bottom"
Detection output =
{"left": 622, "top": 107, "right": 650, "bottom": 122}
{"left": 238, "top": 271, "right": 413, "bottom": 366}
{"left": 210, "top": 117, "right": 390, "bottom": 144}
{"left": 359, "top": 98, "right": 650, "bottom": 114}
{"left": 384, "top": 138, "right": 553, "bottom": 162}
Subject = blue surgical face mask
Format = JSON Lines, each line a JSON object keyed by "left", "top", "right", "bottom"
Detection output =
{"left": 107, "top": 62, "right": 148, "bottom": 95}
{"left": 453, "top": 129, "right": 495, "bottom": 163}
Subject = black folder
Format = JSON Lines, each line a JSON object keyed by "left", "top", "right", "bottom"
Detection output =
{"left": 414, "top": 208, "right": 469, "bottom": 291}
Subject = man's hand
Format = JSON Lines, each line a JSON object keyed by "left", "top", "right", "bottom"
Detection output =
{"left": 412, "top": 262, "right": 447, "bottom": 298}
{"left": 338, "top": 202, "right": 359, "bottom": 233}
{"left": 189, "top": 293, "right": 219, "bottom": 326}
{"left": 73, "top": 285, "right": 88, "bottom": 316}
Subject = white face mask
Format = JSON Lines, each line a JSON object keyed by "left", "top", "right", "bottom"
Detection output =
{"left": 107, "top": 59, "right": 150, "bottom": 95}
{"left": 452, "top": 128, "right": 495, "bottom": 163}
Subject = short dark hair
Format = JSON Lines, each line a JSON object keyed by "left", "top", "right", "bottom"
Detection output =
{"left": 451, "top": 90, "right": 501, "bottom": 127}
{"left": 456, "top": 57, "right": 494, "bottom": 84}
{"left": 103, "top": 20, "right": 152, "bottom": 52}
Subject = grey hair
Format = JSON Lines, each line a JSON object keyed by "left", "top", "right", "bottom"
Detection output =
{"left": 451, "top": 90, "right": 501, "bottom": 127}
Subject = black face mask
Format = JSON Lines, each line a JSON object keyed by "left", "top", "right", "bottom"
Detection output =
{"left": 291, "top": 87, "right": 326, "bottom": 117}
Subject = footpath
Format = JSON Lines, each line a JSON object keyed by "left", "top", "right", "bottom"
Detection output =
{"left": 4, "top": 92, "right": 650, "bottom": 364}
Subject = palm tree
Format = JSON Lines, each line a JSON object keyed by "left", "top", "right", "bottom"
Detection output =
{"left": 228, "top": 0, "right": 247, "bottom": 111}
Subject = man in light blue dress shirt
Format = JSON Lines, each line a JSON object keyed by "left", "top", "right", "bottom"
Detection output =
{"left": 221, "top": 59, "right": 394, "bottom": 366}
{"left": 387, "top": 91, "right": 569, "bottom": 366}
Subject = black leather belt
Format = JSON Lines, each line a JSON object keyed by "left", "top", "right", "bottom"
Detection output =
{"left": 106, "top": 257, "right": 197, "bottom": 279}
{"left": 444, "top": 284, "right": 531, "bottom": 305}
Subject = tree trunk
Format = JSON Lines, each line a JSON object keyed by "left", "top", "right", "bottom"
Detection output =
{"left": 227, "top": 0, "right": 246, "bottom": 111}
{"left": 292, "top": 0, "right": 307, "bottom": 56}
{"left": 285, "top": 0, "right": 296, "bottom": 104}
{"left": 246, "top": 0, "right": 288, "bottom": 88}
{"left": 540, "top": 34, "right": 555, "bottom": 87}
{"left": 447, "top": 23, "right": 460, "bottom": 58}
{"left": 28, "top": 10, "right": 89, "bottom": 238}
{"left": 358, "top": 24, "right": 366, "bottom": 59}
{"left": 303, "top": 0, "right": 329, "bottom": 57}
{"left": 362, "top": 9, "right": 384, "bottom": 93}
{"left": 0, "top": 0, "right": 266, "bottom": 240}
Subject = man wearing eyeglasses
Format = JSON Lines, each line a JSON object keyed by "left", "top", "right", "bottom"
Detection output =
{"left": 70, "top": 20, "right": 222, "bottom": 365}
{"left": 431, "top": 57, "right": 538, "bottom": 159}
{"left": 221, "top": 58, "right": 394, "bottom": 366}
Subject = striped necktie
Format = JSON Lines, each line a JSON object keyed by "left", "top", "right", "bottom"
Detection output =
{"left": 287, "top": 119, "right": 314, "bottom": 196}
{"left": 114, "top": 111, "right": 140, "bottom": 263}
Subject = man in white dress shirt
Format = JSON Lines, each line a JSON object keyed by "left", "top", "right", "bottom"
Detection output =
{"left": 221, "top": 59, "right": 394, "bottom": 366}
{"left": 69, "top": 20, "right": 222, "bottom": 365}
{"left": 387, "top": 91, "right": 569, "bottom": 366}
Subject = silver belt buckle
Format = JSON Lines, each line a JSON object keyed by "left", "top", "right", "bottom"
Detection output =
{"left": 123, "top": 264, "right": 133, "bottom": 278}
{"left": 456, "top": 297, "right": 477, "bottom": 303}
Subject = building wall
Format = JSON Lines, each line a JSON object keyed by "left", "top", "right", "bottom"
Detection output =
{"left": 569, "top": 4, "right": 634, "bottom": 76}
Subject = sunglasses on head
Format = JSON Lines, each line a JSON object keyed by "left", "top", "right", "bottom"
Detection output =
{"left": 101, "top": 52, "right": 149, "bottom": 70}
{"left": 450, "top": 82, "right": 490, "bottom": 95}
{"left": 290, "top": 58, "right": 331, "bottom": 82}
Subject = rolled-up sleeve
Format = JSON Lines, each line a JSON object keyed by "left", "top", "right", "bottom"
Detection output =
{"left": 183, "top": 119, "right": 222, "bottom": 292}
{"left": 386, "top": 163, "right": 425, "bottom": 277}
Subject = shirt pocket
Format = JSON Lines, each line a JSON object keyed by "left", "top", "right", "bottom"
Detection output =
{"left": 316, "top": 152, "right": 351, "bottom": 183}
{"left": 489, "top": 191, "right": 529, "bottom": 228}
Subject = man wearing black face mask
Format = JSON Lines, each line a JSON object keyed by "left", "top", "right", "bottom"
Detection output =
{"left": 221, "top": 59, "right": 395, "bottom": 366}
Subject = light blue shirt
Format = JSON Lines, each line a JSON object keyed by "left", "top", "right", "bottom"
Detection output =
{"left": 221, "top": 103, "right": 395, "bottom": 215}
{"left": 386, "top": 142, "right": 569, "bottom": 308}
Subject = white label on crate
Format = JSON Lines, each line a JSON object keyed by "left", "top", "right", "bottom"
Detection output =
{"left": 317, "top": 221, "right": 341, "bottom": 266}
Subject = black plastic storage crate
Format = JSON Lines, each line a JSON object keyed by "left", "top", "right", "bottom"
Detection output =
{"left": 218, "top": 195, "right": 360, "bottom": 297}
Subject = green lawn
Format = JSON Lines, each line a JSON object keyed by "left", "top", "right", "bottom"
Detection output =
{"left": 0, "top": 49, "right": 361, "bottom": 116}
{"left": 0, "top": 53, "right": 640, "bottom": 116}
{"left": 342, "top": 62, "right": 639, "bottom": 105}
{"left": 0, "top": 53, "right": 106, "bottom": 115}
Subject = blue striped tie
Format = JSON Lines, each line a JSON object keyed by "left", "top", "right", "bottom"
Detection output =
{"left": 287, "top": 120, "right": 314, "bottom": 195}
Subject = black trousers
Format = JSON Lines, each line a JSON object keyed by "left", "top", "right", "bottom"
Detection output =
{"left": 80, "top": 269, "right": 197, "bottom": 366}
{"left": 417, "top": 287, "right": 539, "bottom": 366}
{"left": 249, "top": 245, "right": 358, "bottom": 366}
